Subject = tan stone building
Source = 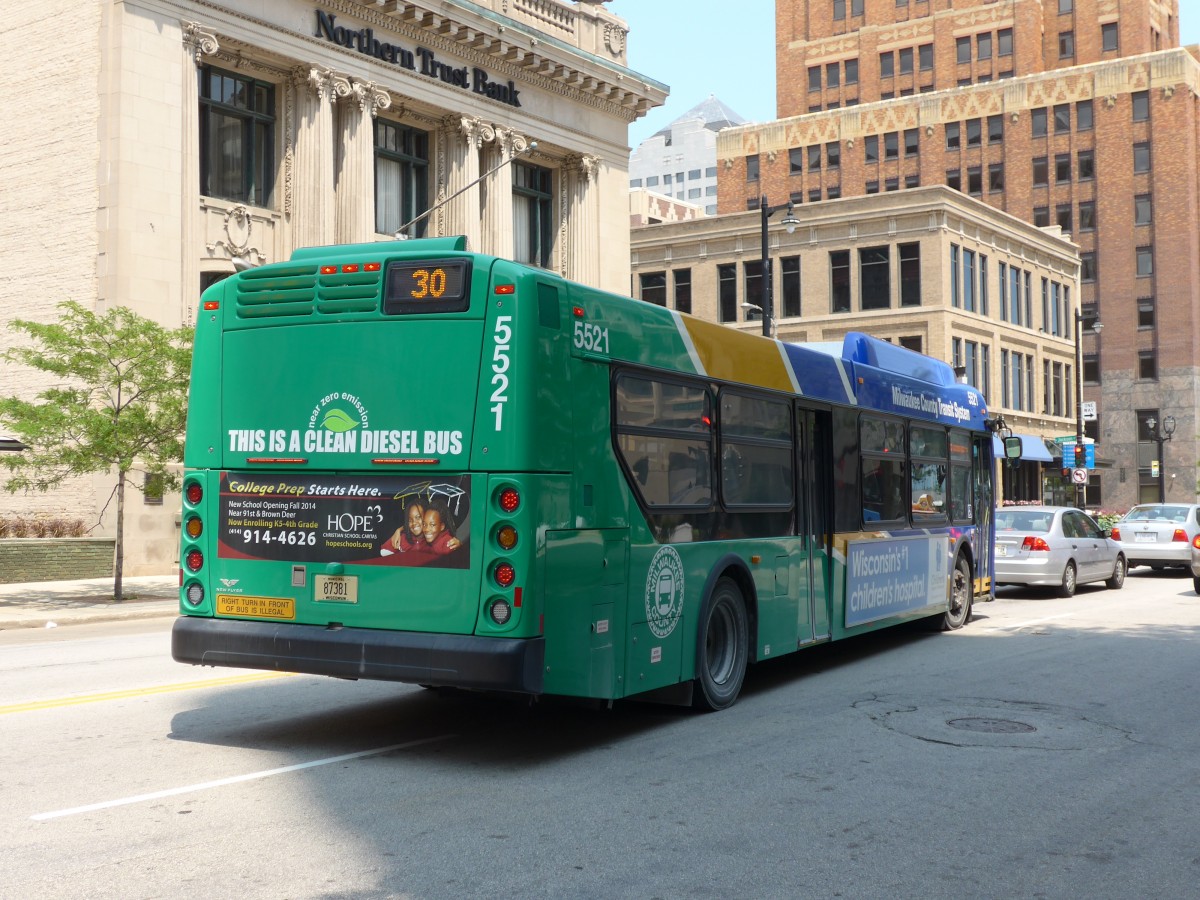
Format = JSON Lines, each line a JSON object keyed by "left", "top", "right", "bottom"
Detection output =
{"left": 719, "top": 0, "right": 1200, "bottom": 509}
{"left": 631, "top": 186, "right": 1081, "bottom": 503}
{"left": 0, "top": 0, "right": 665, "bottom": 573}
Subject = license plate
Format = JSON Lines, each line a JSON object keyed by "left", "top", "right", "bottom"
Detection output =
{"left": 315, "top": 574, "right": 358, "bottom": 603}
{"left": 997, "top": 544, "right": 1009, "bottom": 557}
{"left": 1134, "top": 533, "right": 1157, "bottom": 543}
{"left": 217, "top": 594, "right": 295, "bottom": 620}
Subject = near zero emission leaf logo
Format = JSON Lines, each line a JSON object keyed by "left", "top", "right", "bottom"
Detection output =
{"left": 644, "top": 546, "right": 684, "bottom": 639}
{"left": 321, "top": 407, "right": 360, "bottom": 433}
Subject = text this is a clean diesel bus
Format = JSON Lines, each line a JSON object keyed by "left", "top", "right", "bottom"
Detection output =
{"left": 172, "top": 236, "right": 998, "bottom": 710}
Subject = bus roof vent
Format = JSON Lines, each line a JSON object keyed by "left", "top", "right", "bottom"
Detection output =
{"left": 235, "top": 264, "right": 317, "bottom": 318}
{"left": 317, "top": 270, "right": 382, "bottom": 315}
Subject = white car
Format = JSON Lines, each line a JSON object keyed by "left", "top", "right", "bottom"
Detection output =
{"left": 994, "top": 506, "right": 1126, "bottom": 597}
{"left": 1111, "top": 503, "right": 1200, "bottom": 570}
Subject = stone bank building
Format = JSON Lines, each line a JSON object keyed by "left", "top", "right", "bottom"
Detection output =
{"left": 0, "top": 0, "right": 665, "bottom": 573}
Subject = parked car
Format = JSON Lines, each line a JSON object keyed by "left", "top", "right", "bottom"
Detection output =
{"left": 994, "top": 505, "right": 1126, "bottom": 597}
{"left": 1190, "top": 536, "right": 1200, "bottom": 594}
{"left": 1110, "top": 503, "right": 1200, "bottom": 570}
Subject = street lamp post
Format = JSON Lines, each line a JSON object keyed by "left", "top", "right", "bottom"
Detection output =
{"left": 1145, "top": 414, "right": 1176, "bottom": 502}
{"left": 757, "top": 195, "right": 800, "bottom": 338}
{"left": 1073, "top": 310, "right": 1102, "bottom": 507}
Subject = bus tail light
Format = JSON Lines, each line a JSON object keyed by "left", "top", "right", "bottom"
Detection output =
{"left": 493, "top": 561, "right": 516, "bottom": 588}
{"left": 185, "top": 583, "right": 205, "bottom": 607}
{"left": 496, "top": 524, "right": 518, "bottom": 551}
{"left": 498, "top": 487, "right": 520, "bottom": 513}
{"left": 186, "top": 482, "right": 203, "bottom": 505}
{"left": 488, "top": 598, "right": 512, "bottom": 625}
{"left": 1172, "top": 529, "right": 1188, "bottom": 543}
{"left": 1021, "top": 536, "right": 1051, "bottom": 552}
{"left": 185, "top": 516, "right": 203, "bottom": 539}
{"left": 186, "top": 549, "right": 204, "bottom": 572}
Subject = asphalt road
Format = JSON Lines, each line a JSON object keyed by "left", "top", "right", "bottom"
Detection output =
{"left": 2, "top": 568, "right": 1197, "bottom": 899}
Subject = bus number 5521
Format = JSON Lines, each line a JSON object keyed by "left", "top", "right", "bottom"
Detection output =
{"left": 491, "top": 315, "right": 512, "bottom": 430}
{"left": 573, "top": 321, "right": 609, "bottom": 354}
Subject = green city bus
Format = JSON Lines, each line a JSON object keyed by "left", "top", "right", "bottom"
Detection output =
{"left": 172, "top": 236, "right": 998, "bottom": 710}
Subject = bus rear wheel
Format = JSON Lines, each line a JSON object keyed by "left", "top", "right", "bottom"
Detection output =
{"left": 693, "top": 577, "right": 749, "bottom": 711}
{"left": 940, "top": 554, "right": 973, "bottom": 631}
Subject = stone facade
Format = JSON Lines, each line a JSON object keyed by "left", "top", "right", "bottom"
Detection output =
{"left": 0, "top": 0, "right": 666, "bottom": 574}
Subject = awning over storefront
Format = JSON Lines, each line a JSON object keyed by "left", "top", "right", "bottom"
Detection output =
{"left": 992, "top": 433, "right": 1054, "bottom": 462}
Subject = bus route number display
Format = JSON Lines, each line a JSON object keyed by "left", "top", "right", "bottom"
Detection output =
{"left": 384, "top": 257, "right": 471, "bottom": 314}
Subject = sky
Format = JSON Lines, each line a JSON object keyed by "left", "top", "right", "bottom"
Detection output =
{"left": 611, "top": 1, "right": 1200, "bottom": 148}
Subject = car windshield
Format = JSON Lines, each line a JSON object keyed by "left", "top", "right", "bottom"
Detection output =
{"left": 996, "top": 510, "right": 1053, "bottom": 533}
{"left": 1124, "top": 505, "right": 1191, "bottom": 523}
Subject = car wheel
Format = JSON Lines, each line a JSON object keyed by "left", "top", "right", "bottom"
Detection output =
{"left": 693, "top": 577, "right": 749, "bottom": 712}
{"left": 1193, "top": 575, "right": 1200, "bottom": 595}
{"left": 1106, "top": 555, "right": 1126, "bottom": 590}
{"left": 1058, "top": 561, "right": 1077, "bottom": 598}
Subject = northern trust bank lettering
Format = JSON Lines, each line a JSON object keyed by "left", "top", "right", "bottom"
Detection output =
{"left": 315, "top": 11, "right": 521, "bottom": 107}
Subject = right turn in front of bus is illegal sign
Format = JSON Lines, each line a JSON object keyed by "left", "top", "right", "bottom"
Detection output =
{"left": 218, "top": 472, "right": 471, "bottom": 569}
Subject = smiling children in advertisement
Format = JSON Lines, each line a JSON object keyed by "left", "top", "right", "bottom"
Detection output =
{"left": 218, "top": 473, "right": 470, "bottom": 569}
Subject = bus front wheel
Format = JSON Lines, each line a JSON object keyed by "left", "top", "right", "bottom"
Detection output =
{"left": 940, "top": 554, "right": 973, "bottom": 631}
{"left": 693, "top": 577, "right": 749, "bottom": 711}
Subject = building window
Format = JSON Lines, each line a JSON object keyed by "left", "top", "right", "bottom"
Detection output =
{"left": 1032, "top": 108, "right": 1047, "bottom": 138}
{"left": 899, "top": 47, "right": 914, "bottom": 75}
{"left": 827, "top": 185, "right": 841, "bottom": 199}
{"left": 885, "top": 176, "right": 899, "bottom": 192}
{"left": 830, "top": 250, "right": 851, "bottom": 313}
{"left": 1056, "top": 204, "right": 1072, "bottom": 233}
{"left": 1033, "top": 157, "right": 1048, "bottom": 186}
{"left": 1059, "top": 0, "right": 1073, "bottom": 12}
{"left": 808, "top": 66, "right": 821, "bottom": 92}
{"left": 977, "top": 33, "right": 993, "bottom": 60}
{"left": 513, "top": 161, "right": 553, "bottom": 269}
{"left": 640, "top": 272, "right": 667, "bottom": 306}
{"left": 746, "top": 155, "right": 760, "bottom": 181}
{"left": 984, "top": 115, "right": 1002, "bottom": 145}
{"left": 375, "top": 120, "right": 430, "bottom": 237}
{"left": 884, "top": 132, "right": 899, "bottom": 161}
{"left": 1133, "top": 142, "right": 1150, "bottom": 173}
{"left": 834, "top": 0, "right": 846, "bottom": 21}
{"left": 1055, "top": 154, "right": 1071, "bottom": 183}
{"left": 880, "top": 52, "right": 894, "bottom": 78}
{"left": 1077, "top": 150, "right": 1095, "bottom": 180}
{"left": 1079, "top": 201, "right": 1096, "bottom": 231}
{"left": 946, "top": 169, "right": 961, "bottom": 192}
{"left": 822, "top": 142, "right": 838, "bottom": 169}
{"left": 1059, "top": 31, "right": 1074, "bottom": 58}
{"left": 199, "top": 65, "right": 276, "bottom": 207}
{"left": 645, "top": 175, "right": 659, "bottom": 187}
{"left": 956, "top": 37, "right": 971, "bottom": 64}
{"left": 144, "top": 472, "right": 164, "bottom": 506}
{"left": 781, "top": 257, "right": 801, "bottom": 318}
{"left": 979, "top": 255, "right": 989, "bottom": 316}
{"left": 963, "top": 248, "right": 976, "bottom": 311}
{"left": 1102, "top": 22, "right": 1118, "bottom": 52}
{"left": 966, "top": 119, "right": 982, "bottom": 148}
{"left": 1081, "top": 252, "right": 1096, "bottom": 282}
{"left": 743, "top": 261, "right": 765, "bottom": 320}
{"left": 789, "top": 147, "right": 804, "bottom": 175}
{"left": 1054, "top": 104, "right": 1071, "bottom": 134}
{"left": 1139, "top": 350, "right": 1157, "bottom": 380}
{"left": 1075, "top": 99, "right": 1093, "bottom": 131}
{"left": 905, "top": 173, "right": 920, "bottom": 188}
{"left": 846, "top": 59, "right": 859, "bottom": 84}
{"left": 1134, "top": 194, "right": 1152, "bottom": 225}
{"left": 998, "top": 28, "right": 1014, "bottom": 56}
{"left": 967, "top": 167, "right": 983, "bottom": 196}
{"left": 1033, "top": 206, "right": 1050, "bottom": 227}
{"left": 945, "top": 122, "right": 960, "bottom": 150}
{"left": 826, "top": 62, "right": 840, "bottom": 89}
{"left": 950, "top": 244, "right": 960, "bottom": 307}
{"left": 865, "top": 135, "right": 879, "bottom": 164}
{"left": 673, "top": 269, "right": 692, "bottom": 314}
{"left": 919, "top": 44, "right": 934, "bottom": 71}
{"left": 859, "top": 247, "right": 890, "bottom": 311}
{"left": 718, "top": 263, "right": 737, "bottom": 322}
{"left": 865, "top": 180, "right": 880, "bottom": 195}
{"left": 1132, "top": 91, "right": 1149, "bottom": 121}
{"left": 989, "top": 163, "right": 1005, "bottom": 192}
{"left": 898, "top": 243, "right": 920, "bottom": 307}
{"left": 1138, "top": 297, "right": 1155, "bottom": 329}
{"left": 809, "top": 145, "right": 822, "bottom": 172}
{"left": 852, "top": 0, "right": 864, "bottom": 14}
{"left": 1136, "top": 246, "right": 1153, "bottom": 277}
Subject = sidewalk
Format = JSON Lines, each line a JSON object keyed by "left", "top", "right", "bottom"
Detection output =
{"left": 0, "top": 575, "right": 180, "bottom": 630}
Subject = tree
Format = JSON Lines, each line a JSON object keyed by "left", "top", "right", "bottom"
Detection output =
{"left": 0, "top": 302, "right": 192, "bottom": 601}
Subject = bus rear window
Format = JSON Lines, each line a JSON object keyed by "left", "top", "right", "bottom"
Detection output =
{"left": 384, "top": 257, "right": 472, "bottom": 314}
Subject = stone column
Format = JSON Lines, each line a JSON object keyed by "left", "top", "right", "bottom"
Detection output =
{"left": 292, "top": 66, "right": 339, "bottom": 249}
{"left": 565, "top": 154, "right": 600, "bottom": 286}
{"left": 334, "top": 77, "right": 391, "bottom": 243}
{"left": 481, "top": 127, "right": 529, "bottom": 258}
{"left": 441, "top": 115, "right": 493, "bottom": 249}
{"left": 181, "top": 22, "right": 218, "bottom": 325}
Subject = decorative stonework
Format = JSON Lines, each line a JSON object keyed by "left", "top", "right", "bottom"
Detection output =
{"left": 603, "top": 22, "right": 626, "bottom": 57}
{"left": 334, "top": 76, "right": 392, "bottom": 116}
{"left": 182, "top": 22, "right": 218, "bottom": 63}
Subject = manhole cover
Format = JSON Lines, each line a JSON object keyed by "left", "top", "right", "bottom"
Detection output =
{"left": 947, "top": 717, "right": 1036, "bottom": 734}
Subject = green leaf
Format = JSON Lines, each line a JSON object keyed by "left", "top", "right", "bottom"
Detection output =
{"left": 321, "top": 408, "right": 359, "bottom": 433}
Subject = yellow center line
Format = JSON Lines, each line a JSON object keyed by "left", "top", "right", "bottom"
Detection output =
{"left": 1, "top": 670, "right": 294, "bottom": 715}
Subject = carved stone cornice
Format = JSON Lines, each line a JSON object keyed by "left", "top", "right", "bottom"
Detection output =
{"left": 494, "top": 126, "right": 530, "bottom": 158}
{"left": 457, "top": 115, "right": 497, "bottom": 147}
{"left": 334, "top": 76, "right": 392, "bottom": 116}
{"left": 182, "top": 22, "right": 219, "bottom": 64}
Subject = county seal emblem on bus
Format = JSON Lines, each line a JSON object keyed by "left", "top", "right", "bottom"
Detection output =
{"left": 645, "top": 546, "right": 684, "bottom": 638}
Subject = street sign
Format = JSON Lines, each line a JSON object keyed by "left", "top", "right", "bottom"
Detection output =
{"left": 1151, "top": 460, "right": 1160, "bottom": 478}
{"left": 1082, "top": 401, "right": 1097, "bottom": 421}
{"left": 1071, "top": 467, "right": 1089, "bottom": 485}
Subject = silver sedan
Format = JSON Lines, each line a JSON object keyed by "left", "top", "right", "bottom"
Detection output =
{"left": 1112, "top": 503, "right": 1200, "bottom": 570}
{"left": 994, "top": 505, "right": 1126, "bottom": 597}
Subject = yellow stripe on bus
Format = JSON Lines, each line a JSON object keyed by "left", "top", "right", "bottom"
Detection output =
{"left": 679, "top": 318, "right": 796, "bottom": 392}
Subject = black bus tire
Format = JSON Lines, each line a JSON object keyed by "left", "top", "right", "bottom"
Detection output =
{"left": 693, "top": 577, "right": 749, "bottom": 711}
{"left": 940, "top": 553, "right": 973, "bottom": 631}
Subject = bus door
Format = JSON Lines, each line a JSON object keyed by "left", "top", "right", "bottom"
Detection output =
{"left": 973, "top": 434, "right": 995, "bottom": 597}
{"left": 797, "top": 406, "right": 833, "bottom": 643}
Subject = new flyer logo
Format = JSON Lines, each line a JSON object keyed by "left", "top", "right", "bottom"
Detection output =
{"left": 644, "top": 546, "right": 684, "bottom": 639}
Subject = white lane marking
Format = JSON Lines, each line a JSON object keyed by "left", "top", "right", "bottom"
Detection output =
{"left": 31, "top": 734, "right": 454, "bottom": 821}
{"left": 979, "top": 613, "right": 1077, "bottom": 632}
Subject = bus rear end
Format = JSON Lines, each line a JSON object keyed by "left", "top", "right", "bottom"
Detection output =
{"left": 172, "top": 237, "right": 561, "bottom": 693}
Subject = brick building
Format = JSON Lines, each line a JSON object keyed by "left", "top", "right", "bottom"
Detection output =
{"left": 717, "top": 0, "right": 1199, "bottom": 510}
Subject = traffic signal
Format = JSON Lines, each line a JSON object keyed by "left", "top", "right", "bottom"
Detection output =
{"left": 1073, "top": 443, "right": 1087, "bottom": 467}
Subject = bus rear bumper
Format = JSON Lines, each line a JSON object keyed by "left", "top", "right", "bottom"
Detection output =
{"left": 171, "top": 616, "right": 545, "bottom": 693}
